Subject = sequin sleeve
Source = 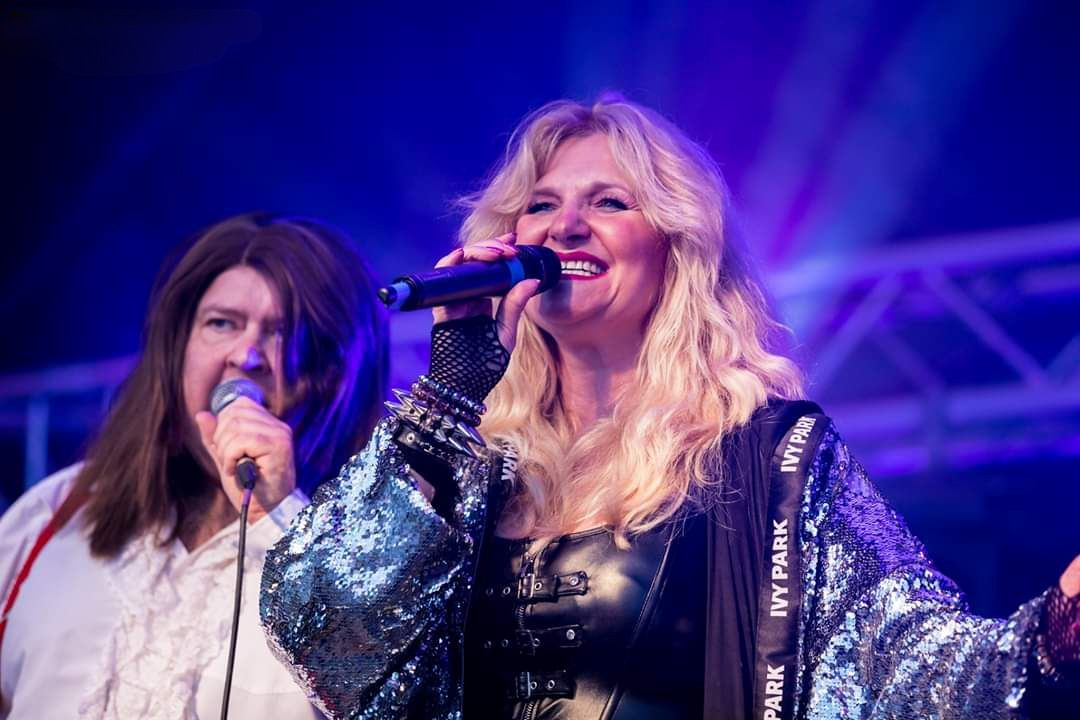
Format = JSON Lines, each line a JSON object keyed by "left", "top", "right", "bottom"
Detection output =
{"left": 798, "top": 422, "right": 1050, "bottom": 718}
{"left": 259, "top": 419, "right": 497, "bottom": 719}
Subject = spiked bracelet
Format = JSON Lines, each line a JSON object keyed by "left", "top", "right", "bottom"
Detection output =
{"left": 385, "top": 388, "right": 485, "bottom": 461}
{"left": 386, "top": 316, "right": 508, "bottom": 464}
{"left": 414, "top": 375, "right": 487, "bottom": 419}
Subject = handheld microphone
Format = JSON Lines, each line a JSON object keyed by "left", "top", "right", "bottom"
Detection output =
{"left": 377, "top": 245, "right": 561, "bottom": 311}
{"left": 210, "top": 377, "right": 266, "bottom": 720}
{"left": 210, "top": 378, "right": 265, "bottom": 491}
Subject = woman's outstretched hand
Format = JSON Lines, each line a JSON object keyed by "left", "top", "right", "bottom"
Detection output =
{"left": 1062, "top": 555, "right": 1080, "bottom": 598}
{"left": 1045, "top": 555, "right": 1080, "bottom": 669}
{"left": 431, "top": 232, "right": 542, "bottom": 354}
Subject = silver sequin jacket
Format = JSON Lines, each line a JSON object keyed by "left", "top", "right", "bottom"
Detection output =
{"left": 260, "top": 415, "right": 1049, "bottom": 719}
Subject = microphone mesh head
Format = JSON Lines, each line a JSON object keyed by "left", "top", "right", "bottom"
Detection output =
{"left": 209, "top": 378, "right": 266, "bottom": 416}
{"left": 518, "top": 245, "right": 562, "bottom": 291}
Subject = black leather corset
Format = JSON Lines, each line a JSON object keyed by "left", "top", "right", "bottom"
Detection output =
{"left": 463, "top": 521, "right": 706, "bottom": 719}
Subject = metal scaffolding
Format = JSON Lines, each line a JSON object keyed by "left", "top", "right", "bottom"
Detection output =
{"left": 2, "top": 220, "right": 1078, "bottom": 498}
{"left": 779, "top": 220, "right": 1080, "bottom": 475}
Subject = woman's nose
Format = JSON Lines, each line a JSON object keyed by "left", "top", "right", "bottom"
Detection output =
{"left": 548, "top": 204, "right": 589, "bottom": 246}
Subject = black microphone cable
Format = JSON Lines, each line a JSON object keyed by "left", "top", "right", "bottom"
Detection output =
{"left": 220, "top": 462, "right": 257, "bottom": 720}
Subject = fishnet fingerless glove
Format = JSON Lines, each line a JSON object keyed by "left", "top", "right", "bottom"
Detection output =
{"left": 429, "top": 316, "right": 510, "bottom": 406}
{"left": 384, "top": 315, "right": 509, "bottom": 464}
{"left": 1045, "top": 586, "right": 1080, "bottom": 667}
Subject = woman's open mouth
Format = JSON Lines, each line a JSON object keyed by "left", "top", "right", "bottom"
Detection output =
{"left": 557, "top": 251, "right": 609, "bottom": 281}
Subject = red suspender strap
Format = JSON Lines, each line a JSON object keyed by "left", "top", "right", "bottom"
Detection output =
{"left": 0, "top": 483, "right": 90, "bottom": 654}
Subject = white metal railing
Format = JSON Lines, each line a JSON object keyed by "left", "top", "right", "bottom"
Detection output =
{"left": 0, "top": 356, "right": 135, "bottom": 491}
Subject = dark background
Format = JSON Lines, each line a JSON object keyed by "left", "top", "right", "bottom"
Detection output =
{"left": 2, "top": 0, "right": 1078, "bottom": 617}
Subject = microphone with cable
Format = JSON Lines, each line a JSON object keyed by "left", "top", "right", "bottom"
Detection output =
{"left": 208, "top": 377, "right": 266, "bottom": 720}
{"left": 210, "top": 378, "right": 265, "bottom": 491}
{"left": 377, "top": 245, "right": 562, "bottom": 311}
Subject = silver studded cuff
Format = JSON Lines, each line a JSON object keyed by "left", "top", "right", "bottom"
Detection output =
{"left": 385, "top": 387, "right": 486, "bottom": 462}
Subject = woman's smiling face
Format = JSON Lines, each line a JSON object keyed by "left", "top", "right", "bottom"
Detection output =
{"left": 515, "top": 133, "right": 667, "bottom": 345}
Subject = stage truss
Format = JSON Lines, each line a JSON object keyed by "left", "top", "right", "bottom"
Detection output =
{"left": 2, "top": 220, "right": 1078, "bottom": 497}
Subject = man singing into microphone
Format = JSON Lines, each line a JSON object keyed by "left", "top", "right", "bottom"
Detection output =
{"left": 0, "top": 213, "right": 388, "bottom": 719}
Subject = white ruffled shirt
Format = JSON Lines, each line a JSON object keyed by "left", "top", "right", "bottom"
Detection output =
{"left": 0, "top": 465, "right": 323, "bottom": 719}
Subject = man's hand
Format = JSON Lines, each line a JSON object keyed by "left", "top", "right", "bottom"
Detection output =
{"left": 194, "top": 395, "right": 296, "bottom": 524}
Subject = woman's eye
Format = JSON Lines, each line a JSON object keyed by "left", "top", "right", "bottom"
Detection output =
{"left": 525, "top": 201, "right": 554, "bottom": 214}
{"left": 597, "top": 196, "right": 630, "bottom": 211}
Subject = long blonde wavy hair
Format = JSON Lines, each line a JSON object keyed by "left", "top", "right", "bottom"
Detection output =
{"left": 458, "top": 96, "right": 804, "bottom": 544}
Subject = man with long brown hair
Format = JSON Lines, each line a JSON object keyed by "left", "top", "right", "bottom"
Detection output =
{"left": 0, "top": 213, "right": 388, "bottom": 719}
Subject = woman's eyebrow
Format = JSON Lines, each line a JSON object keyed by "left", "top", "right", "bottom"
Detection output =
{"left": 530, "top": 180, "right": 630, "bottom": 197}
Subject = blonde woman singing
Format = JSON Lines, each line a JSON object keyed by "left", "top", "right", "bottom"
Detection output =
{"left": 261, "top": 97, "right": 1079, "bottom": 719}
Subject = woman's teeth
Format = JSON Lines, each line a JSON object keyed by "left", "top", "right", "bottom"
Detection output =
{"left": 560, "top": 259, "right": 606, "bottom": 277}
